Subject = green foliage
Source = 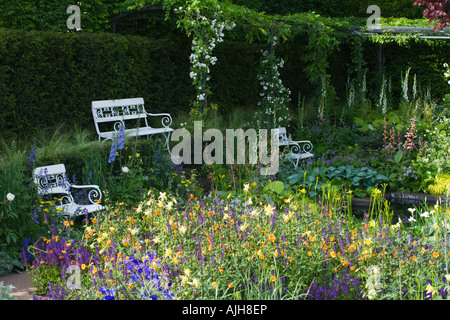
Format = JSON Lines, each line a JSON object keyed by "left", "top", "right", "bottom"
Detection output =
{"left": 286, "top": 165, "right": 388, "bottom": 198}
{"left": 0, "top": 252, "right": 22, "bottom": 277}
{"left": 0, "top": 281, "right": 17, "bottom": 300}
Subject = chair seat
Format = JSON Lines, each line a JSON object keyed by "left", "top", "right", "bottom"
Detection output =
{"left": 59, "top": 203, "right": 105, "bottom": 217}
{"left": 100, "top": 126, "right": 173, "bottom": 140}
{"left": 288, "top": 152, "right": 314, "bottom": 160}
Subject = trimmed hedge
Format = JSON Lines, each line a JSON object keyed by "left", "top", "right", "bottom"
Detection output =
{"left": 0, "top": 28, "right": 196, "bottom": 138}
{"left": 0, "top": 27, "right": 449, "bottom": 140}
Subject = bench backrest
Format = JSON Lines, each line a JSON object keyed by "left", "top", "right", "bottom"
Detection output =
{"left": 277, "top": 127, "right": 289, "bottom": 146}
{"left": 33, "top": 164, "right": 70, "bottom": 196}
{"left": 92, "top": 97, "right": 149, "bottom": 135}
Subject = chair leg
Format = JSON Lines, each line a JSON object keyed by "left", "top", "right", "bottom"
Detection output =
{"left": 164, "top": 132, "right": 172, "bottom": 153}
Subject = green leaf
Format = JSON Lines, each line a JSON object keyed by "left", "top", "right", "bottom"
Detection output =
{"left": 264, "top": 181, "right": 284, "bottom": 194}
{"left": 394, "top": 150, "right": 403, "bottom": 164}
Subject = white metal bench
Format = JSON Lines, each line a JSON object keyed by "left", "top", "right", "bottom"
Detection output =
{"left": 91, "top": 97, "right": 173, "bottom": 151}
{"left": 277, "top": 127, "right": 314, "bottom": 168}
{"left": 33, "top": 164, "right": 104, "bottom": 217}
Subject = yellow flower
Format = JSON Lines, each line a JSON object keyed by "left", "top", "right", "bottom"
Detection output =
{"left": 212, "top": 282, "right": 218, "bottom": 288}
{"left": 136, "top": 153, "right": 140, "bottom": 158}
{"left": 264, "top": 205, "right": 274, "bottom": 216}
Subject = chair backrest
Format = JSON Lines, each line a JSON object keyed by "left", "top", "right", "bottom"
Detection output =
{"left": 277, "top": 127, "right": 289, "bottom": 146}
{"left": 92, "top": 98, "right": 149, "bottom": 134}
{"left": 33, "top": 164, "right": 71, "bottom": 196}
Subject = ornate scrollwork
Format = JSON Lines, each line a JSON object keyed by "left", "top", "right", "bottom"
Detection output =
{"left": 38, "top": 176, "right": 48, "bottom": 190}
{"left": 88, "top": 188, "right": 102, "bottom": 204}
{"left": 114, "top": 121, "right": 125, "bottom": 132}
{"left": 161, "top": 115, "right": 173, "bottom": 128}
{"left": 61, "top": 195, "right": 73, "bottom": 205}
{"left": 299, "top": 141, "right": 313, "bottom": 153}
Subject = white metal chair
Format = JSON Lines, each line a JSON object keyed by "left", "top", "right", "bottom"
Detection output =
{"left": 277, "top": 127, "right": 314, "bottom": 168}
{"left": 33, "top": 164, "right": 104, "bottom": 217}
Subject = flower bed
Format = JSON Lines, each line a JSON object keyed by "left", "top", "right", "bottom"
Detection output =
{"left": 24, "top": 185, "right": 450, "bottom": 300}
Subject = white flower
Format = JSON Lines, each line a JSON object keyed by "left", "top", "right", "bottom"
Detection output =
{"left": 153, "top": 236, "right": 161, "bottom": 244}
{"left": 408, "top": 216, "right": 416, "bottom": 223}
{"left": 6, "top": 193, "right": 14, "bottom": 202}
{"left": 127, "top": 227, "right": 139, "bottom": 235}
{"left": 179, "top": 225, "right": 187, "bottom": 234}
{"left": 159, "top": 192, "right": 167, "bottom": 201}
{"left": 191, "top": 278, "right": 200, "bottom": 287}
{"left": 407, "top": 208, "right": 416, "bottom": 214}
{"left": 122, "top": 166, "right": 129, "bottom": 173}
{"left": 420, "top": 211, "right": 430, "bottom": 218}
{"left": 264, "top": 204, "right": 274, "bottom": 216}
{"left": 243, "top": 184, "right": 250, "bottom": 192}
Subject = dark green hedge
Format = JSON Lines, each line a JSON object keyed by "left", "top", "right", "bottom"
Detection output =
{"left": 0, "top": 27, "right": 449, "bottom": 140}
{"left": 0, "top": 28, "right": 265, "bottom": 139}
{"left": 0, "top": 28, "right": 194, "bottom": 138}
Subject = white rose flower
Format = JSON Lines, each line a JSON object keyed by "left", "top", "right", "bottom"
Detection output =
{"left": 6, "top": 193, "right": 15, "bottom": 202}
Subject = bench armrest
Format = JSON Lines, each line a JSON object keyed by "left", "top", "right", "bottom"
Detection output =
{"left": 285, "top": 140, "right": 314, "bottom": 154}
{"left": 145, "top": 112, "right": 173, "bottom": 128}
{"left": 70, "top": 184, "right": 103, "bottom": 204}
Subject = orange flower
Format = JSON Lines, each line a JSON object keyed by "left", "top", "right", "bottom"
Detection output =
{"left": 308, "top": 251, "right": 312, "bottom": 257}
{"left": 190, "top": 194, "right": 194, "bottom": 199}
{"left": 63, "top": 221, "right": 69, "bottom": 227}
{"left": 433, "top": 252, "right": 440, "bottom": 258}
{"left": 270, "top": 276, "right": 276, "bottom": 282}
{"left": 228, "top": 283, "right": 233, "bottom": 288}
{"left": 219, "top": 267, "right": 224, "bottom": 273}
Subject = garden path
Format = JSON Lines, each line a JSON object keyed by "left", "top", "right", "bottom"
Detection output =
{"left": 0, "top": 271, "right": 34, "bottom": 300}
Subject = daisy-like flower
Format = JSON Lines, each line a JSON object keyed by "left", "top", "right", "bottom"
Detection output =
{"left": 159, "top": 192, "right": 167, "bottom": 201}
{"left": 179, "top": 225, "right": 187, "bottom": 234}
{"left": 426, "top": 284, "right": 436, "bottom": 296}
{"left": 243, "top": 184, "right": 250, "bottom": 192}
{"left": 408, "top": 216, "right": 416, "bottom": 223}
{"left": 264, "top": 204, "right": 274, "bottom": 216}
{"left": 420, "top": 211, "right": 430, "bottom": 218}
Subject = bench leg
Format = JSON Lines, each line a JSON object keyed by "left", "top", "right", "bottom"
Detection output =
{"left": 164, "top": 131, "right": 172, "bottom": 153}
